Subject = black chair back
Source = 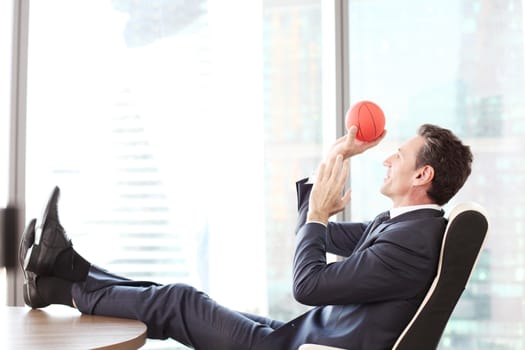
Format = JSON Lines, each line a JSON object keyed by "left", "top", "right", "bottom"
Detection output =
{"left": 392, "top": 202, "right": 489, "bottom": 350}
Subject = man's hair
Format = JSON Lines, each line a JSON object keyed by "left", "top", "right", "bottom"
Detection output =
{"left": 416, "top": 124, "right": 473, "bottom": 206}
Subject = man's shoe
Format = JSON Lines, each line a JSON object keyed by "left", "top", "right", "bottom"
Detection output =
{"left": 19, "top": 218, "right": 49, "bottom": 308}
{"left": 24, "top": 186, "right": 72, "bottom": 276}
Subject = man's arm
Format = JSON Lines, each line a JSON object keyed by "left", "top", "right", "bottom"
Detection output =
{"left": 296, "top": 178, "right": 366, "bottom": 255}
{"left": 292, "top": 222, "right": 440, "bottom": 306}
{"left": 295, "top": 178, "right": 313, "bottom": 234}
{"left": 306, "top": 126, "right": 385, "bottom": 225}
{"left": 292, "top": 126, "right": 389, "bottom": 304}
{"left": 325, "top": 221, "right": 368, "bottom": 256}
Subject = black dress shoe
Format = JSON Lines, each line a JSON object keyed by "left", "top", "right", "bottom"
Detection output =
{"left": 24, "top": 186, "right": 72, "bottom": 276}
{"left": 19, "top": 218, "right": 49, "bottom": 308}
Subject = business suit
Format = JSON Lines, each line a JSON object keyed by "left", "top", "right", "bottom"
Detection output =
{"left": 71, "top": 178, "right": 446, "bottom": 350}
{"left": 253, "top": 179, "right": 446, "bottom": 349}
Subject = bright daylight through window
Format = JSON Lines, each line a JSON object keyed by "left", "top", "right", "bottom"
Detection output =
{"left": 348, "top": 1, "right": 525, "bottom": 349}
{"left": 24, "top": 1, "right": 323, "bottom": 348}
{"left": 8, "top": 1, "right": 525, "bottom": 349}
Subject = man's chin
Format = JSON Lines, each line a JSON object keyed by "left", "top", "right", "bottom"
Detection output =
{"left": 379, "top": 185, "right": 391, "bottom": 199}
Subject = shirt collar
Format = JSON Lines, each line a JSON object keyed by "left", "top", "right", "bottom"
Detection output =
{"left": 389, "top": 204, "right": 442, "bottom": 219}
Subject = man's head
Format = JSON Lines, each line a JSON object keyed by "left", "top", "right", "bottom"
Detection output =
{"left": 415, "top": 124, "right": 473, "bottom": 205}
{"left": 381, "top": 124, "right": 473, "bottom": 207}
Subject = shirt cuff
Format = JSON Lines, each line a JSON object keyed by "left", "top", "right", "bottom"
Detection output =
{"left": 305, "top": 220, "right": 327, "bottom": 227}
{"left": 306, "top": 174, "right": 317, "bottom": 184}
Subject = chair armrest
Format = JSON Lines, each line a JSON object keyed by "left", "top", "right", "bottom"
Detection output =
{"left": 298, "top": 344, "right": 348, "bottom": 350}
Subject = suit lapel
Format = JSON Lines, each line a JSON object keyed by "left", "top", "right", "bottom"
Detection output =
{"left": 356, "top": 222, "right": 394, "bottom": 252}
{"left": 355, "top": 209, "right": 445, "bottom": 253}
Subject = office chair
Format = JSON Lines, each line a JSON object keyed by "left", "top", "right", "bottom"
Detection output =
{"left": 298, "top": 201, "right": 489, "bottom": 350}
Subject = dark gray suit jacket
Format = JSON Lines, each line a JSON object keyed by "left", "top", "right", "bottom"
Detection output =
{"left": 255, "top": 179, "right": 446, "bottom": 350}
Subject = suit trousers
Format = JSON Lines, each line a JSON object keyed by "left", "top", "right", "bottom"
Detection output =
{"left": 71, "top": 266, "right": 284, "bottom": 350}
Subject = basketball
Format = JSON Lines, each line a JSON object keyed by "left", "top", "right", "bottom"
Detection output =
{"left": 345, "top": 100, "right": 385, "bottom": 142}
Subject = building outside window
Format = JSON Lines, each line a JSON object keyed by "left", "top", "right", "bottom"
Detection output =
{"left": 24, "top": 1, "right": 322, "bottom": 348}
{"left": 8, "top": 0, "right": 525, "bottom": 349}
{"left": 348, "top": 1, "right": 525, "bottom": 349}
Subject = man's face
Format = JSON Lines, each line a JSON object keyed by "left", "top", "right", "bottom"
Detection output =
{"left": 380, "top": 135, "right": 426, "bottom": 206}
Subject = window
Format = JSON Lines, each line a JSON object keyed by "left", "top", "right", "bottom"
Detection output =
{"left": 348, "top": 1, "right": 525, "bottom": 348}
{"left": 11, "top": 0, "right": 524, "bottom": 348}
{"left": 25, "top": 0, "right": 323, "bottom": 347}
{"left": 0, "top": 0, "right": 13, "bottom": 306}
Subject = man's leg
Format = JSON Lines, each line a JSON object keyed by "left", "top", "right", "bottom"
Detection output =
{"left": 72, "top": 265, "right": 276, "bottom": 350}
{"left": 240, "top": 312, "right": 285, "bottom": 330}
{"left": 21, "top": 188, "right": 280, "bottom": 349}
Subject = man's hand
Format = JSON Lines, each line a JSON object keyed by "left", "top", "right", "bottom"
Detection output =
{"left": 325, "top": 126, "right": 386, "bottom": 162}
{"left": 307, "top": 155, "right": 351, "bottom": 224}
{"left": 306, "top": 126, "right": 385, "bottom": 224}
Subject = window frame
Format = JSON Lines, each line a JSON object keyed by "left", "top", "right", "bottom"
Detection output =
{"left": 6, "top": 0, "right": 29, "bottom": 307}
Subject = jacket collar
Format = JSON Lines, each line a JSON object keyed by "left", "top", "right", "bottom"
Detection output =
{"left": 386, "top": 208, "right": 445, "bottom": 224}
{"left": 390, "top": 204, "right": 442, "bottom": 219}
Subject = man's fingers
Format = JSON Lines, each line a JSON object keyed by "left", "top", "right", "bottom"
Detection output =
{"left": 337, "top": 160, "right": 350, "bottom": 208}
{"left": 311, "top": 155, "right": 351, "bottom": 219}
{"left": 364, "top": 129, "right": 388, "bottom": 149}
{"left": 341, "top": 188, "right": 352, "bottom": 206}
{"left": 330, "top": 155, "right": 344, "bottom": 181}
{"left": 324, "top": 153, "right": 339, "bottom": 181}
{"left": 316, "top": 162, "right": 327, "bottom": 182}
{"left": 334, "top": 134, "right": 347, "bottom": 146}
{"left": 347, "top": 126, "right": 358, "bottom": 144}
{"left": 338, "top": 159, "right": 350, "bottom": 185}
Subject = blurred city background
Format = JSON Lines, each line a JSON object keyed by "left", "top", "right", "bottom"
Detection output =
{"left": 1, "top": 0, "right": 524, "bottom": 349}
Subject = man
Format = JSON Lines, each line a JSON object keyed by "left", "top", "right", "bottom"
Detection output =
{"left": 19, "top": 123, "right": 472, "bottom": 350}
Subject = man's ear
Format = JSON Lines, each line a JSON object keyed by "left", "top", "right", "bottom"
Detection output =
{"left": 414, "top": 165, "right": 434, "bottom": 186}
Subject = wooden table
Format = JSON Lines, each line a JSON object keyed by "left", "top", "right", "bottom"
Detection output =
{"left": 1, "top": 305, "right": 147, "bottom": 349}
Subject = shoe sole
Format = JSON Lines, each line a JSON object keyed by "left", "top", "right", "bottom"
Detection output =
{"left": 18, "top": 219, "right": 46, "bottom": 308}
{"left": 23, "top": 186, "right": 62, "bottom": 276}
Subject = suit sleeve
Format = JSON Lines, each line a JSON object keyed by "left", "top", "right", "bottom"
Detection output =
{"left": 295, "top": 178, "right": 312, "bottom": 234}
{"left": 292, "top": 222, "right": 440, "bottom": 306}
{"left": 325, "top": 221, "right": 368, "bottom": 257}
{"left": 295, "top": 179, "right": 366, "bottom": 255}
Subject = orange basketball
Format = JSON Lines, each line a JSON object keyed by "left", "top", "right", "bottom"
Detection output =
{"left": 345, "top": 101, "right": 385, "bottom": 142}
